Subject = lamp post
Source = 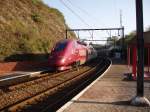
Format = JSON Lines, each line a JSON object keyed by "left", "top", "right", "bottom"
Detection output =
{"left": 131, "top": 0, "right": 150, "bottom": 106}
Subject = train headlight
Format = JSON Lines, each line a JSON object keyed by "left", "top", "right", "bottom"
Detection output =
{"left": 61, "top": 58, "right": 66, "bottom": 63}
{"left": 58, "top": 56, "right": 66, "bottom": 63}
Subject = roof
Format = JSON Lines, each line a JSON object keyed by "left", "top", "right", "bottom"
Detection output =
{"left": 128, "top": 31, "right": 150, "bottom": 45}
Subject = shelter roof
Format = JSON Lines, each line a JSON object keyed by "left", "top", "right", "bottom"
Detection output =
{"left": 128, "top": 31, "right": 150, "bottom": 45}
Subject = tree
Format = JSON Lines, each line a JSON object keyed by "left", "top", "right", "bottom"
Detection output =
{"left": 106, "top": 36, "right": 118, "bottom": 46}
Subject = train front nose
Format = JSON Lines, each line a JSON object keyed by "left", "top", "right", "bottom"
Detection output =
{"left": 48, "top": 55, "right": 66, "bottom": 67}
{"left": 55, "top": 56, "right": 66, "bottom": 66}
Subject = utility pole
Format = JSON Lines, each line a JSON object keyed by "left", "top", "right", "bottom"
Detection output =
{"left": 66, "top": 29, "right": 68, "bottom": 39}
{"left": 120, "top": 10, "right": 125, "bottom": 60}
{"left": 120, "top": 10, "right": 123, "bottom": 28}
{"left": 131, "top": 0, "right": 150, "bottom": 106}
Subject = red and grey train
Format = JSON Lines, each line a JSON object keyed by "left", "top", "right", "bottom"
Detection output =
{"left": 48, "top": 39, "right": 97, "bottom": 71}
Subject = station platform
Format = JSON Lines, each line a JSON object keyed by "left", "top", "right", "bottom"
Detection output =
{"left": 58, "top": 59, "right": 150, "bottom": 112}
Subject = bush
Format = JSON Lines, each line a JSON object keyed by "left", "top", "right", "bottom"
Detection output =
{"left": 31, "top": 13, "right": 43, "bottom": 23}
{"left": 32, "top": 0, "right": 41, "bottom": 4}
{"left": 49, "top": 8, "right": 65, "bottom": 22}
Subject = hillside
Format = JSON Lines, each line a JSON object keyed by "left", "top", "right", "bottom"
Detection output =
{"left": 0, "top": 0, "right": 76, "bottom": 61}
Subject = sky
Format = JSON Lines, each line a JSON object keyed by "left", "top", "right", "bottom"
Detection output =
{"left": 43, "top": 0, "right": 150, "bottom": 44}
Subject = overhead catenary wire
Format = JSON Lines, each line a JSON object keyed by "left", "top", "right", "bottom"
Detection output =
{"left": 60, "top": 0, "right": 112, "bottom": 40}
{"left": 59, "top": 0, "right": 93, "bottom": 38}
{"left": 66, "top": 0, "right": 98, "bottom": 28}
{"left": 59, "top": 0, "right": 92, "bottom": 29}
{"left": 67, "top": 0, "right": 89, "bottom": 16}
{"left": 60, "top": 0, "right": 122, "bottom": 44}
{"left": 66, "top": 0, "right": 111, "bottom": 38}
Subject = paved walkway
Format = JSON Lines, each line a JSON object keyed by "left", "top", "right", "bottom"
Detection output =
{"left": 60, "top": 62, "right": 150, "bottom": 112}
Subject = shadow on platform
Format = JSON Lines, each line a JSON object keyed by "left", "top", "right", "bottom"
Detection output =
{"left": 71, "top": 100, "right": 131, "bottom": 106}
{"left": 111, "top": 58, "right": 127, "bottom": 65}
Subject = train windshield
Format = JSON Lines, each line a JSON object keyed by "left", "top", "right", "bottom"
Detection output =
{"left": 54, "top": 42, "right": 67, "bottom": 52}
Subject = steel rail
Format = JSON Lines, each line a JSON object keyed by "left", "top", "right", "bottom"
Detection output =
{"left": 0, "top": 60, "right": 101, "bottom": 111}
{"left": 42, "top": 59, "right": 110, "bottom": 112}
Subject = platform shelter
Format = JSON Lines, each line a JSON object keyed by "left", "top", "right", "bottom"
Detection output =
{"left": 127, "top": 31, "right": 150, "bottom": 79}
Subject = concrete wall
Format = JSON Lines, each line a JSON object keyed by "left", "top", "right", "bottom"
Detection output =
{"left": 0, "top": 61, "right": 49, "bottom": 75}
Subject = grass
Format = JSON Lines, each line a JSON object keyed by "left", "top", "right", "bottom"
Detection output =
{"left": 32, "top": 0, "right": 41, "bottom": 4}
{"left": 49, "top": 8, "right": 65, "bottom": 22}
{"left": 0, "top": 0, "right": 76, "bottom": 61}
{"left": 31, "top": 13, "right": 43, "bottom": 23}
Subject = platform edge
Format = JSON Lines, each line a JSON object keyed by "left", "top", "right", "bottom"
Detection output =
{"left": 57, "top": 60, "right": 112, "bottom": 112}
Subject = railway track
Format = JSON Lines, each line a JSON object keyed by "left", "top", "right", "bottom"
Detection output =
{"left": 0, "top": 64, "right": 92, "bottom": 110}
{"left": 0, "top": 58, "right": 110, "bottom": 112}
{"left": 42, "top": 58, "right": 111, "bottom": 112}
{"left": 0, "top": 62, "right": 92, "bottom": 93}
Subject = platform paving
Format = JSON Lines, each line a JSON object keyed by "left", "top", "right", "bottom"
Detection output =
{"left": 60, "top": 61, "right": 150, "bottom": 112}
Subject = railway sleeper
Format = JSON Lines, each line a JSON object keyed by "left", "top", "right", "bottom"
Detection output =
{"left": 72, "top": 61, "right": 80, "bottom": 71}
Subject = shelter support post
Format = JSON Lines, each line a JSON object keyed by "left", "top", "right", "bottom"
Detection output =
{"left": 148, "top": 48, "right": 150, "bottom": 72}
{"left": 128, "top": 47, "right": 130, "bottom": 68}
{"left": 132, "top": 46, "right": 137, "bottom": 80}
